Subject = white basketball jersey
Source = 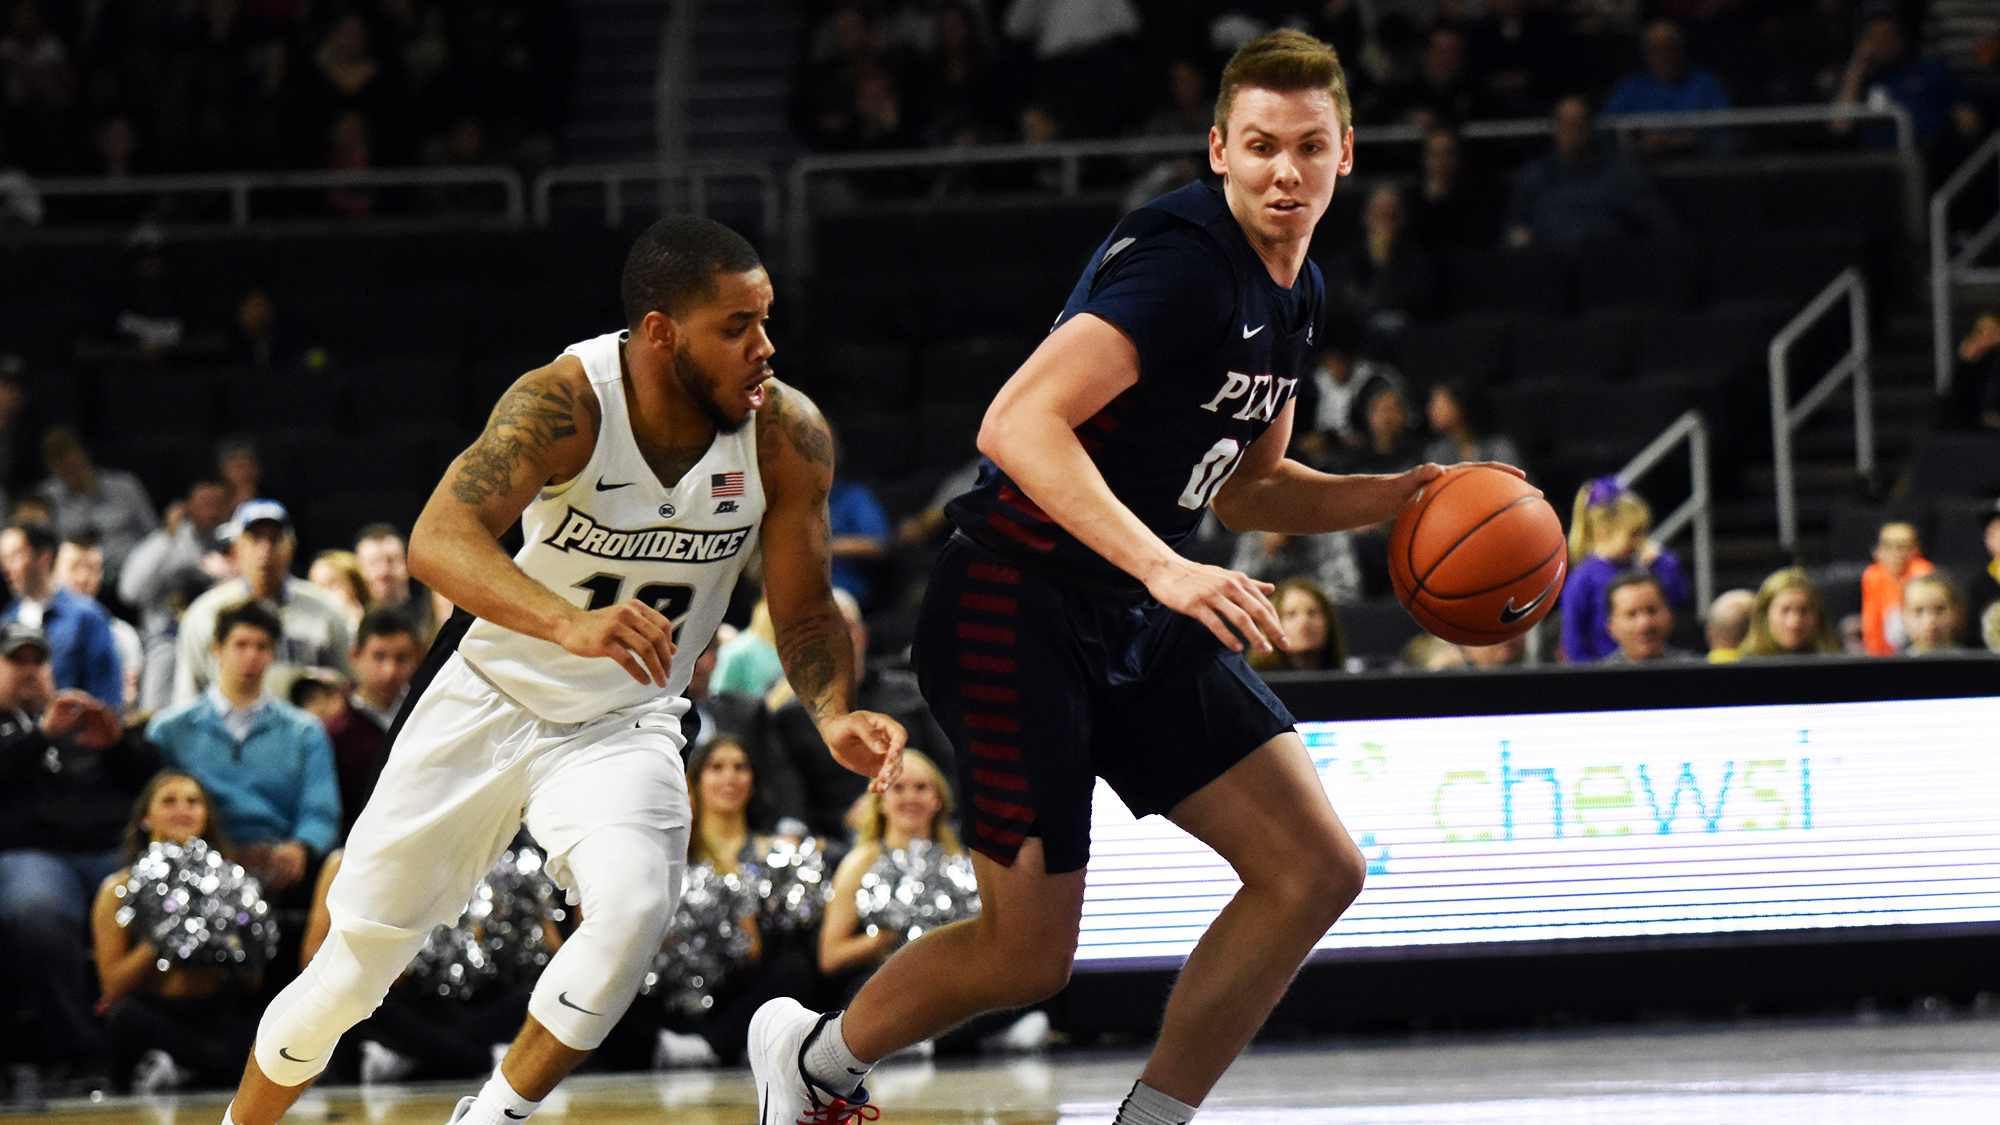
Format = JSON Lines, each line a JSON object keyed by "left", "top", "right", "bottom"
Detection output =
{"left": 458, "top": 331, "right": 765, "bottom": 724}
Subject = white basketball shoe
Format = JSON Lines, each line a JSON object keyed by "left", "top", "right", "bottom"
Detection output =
{"left": 748, "top": 998, "right": 877, "bottom": 1125}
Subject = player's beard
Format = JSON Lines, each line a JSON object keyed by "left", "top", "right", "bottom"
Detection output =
{"left": 673, "top": 344, "right": 752, "bottom": 435}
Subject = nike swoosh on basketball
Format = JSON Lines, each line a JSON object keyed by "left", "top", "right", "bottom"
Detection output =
{"left": 595, "top": 479, "right": 633, "bottom": 491}
{"left": 1498, "top": 578, "right": 1558, "bottom": 625}
{"left": 277, "top": 1047, "right": 316, "bottom": 1063}
{"left": 1241, "top": 323, "right": 1265, "bottom": 339}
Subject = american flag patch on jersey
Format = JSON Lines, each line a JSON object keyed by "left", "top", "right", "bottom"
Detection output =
{"left": 710, "top": 471, "right": 745, "bottom": 497}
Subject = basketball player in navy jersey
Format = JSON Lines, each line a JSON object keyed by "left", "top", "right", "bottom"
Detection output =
{"left": 216, "top": 217, "right": 905, "bottom": 1125}
{"left": 752, "top": 31, "right": 1524, "bottom": 1125}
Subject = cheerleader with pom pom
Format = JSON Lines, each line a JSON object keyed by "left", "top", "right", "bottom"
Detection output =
{"left": 606, "top": 736, "right": 824, "bottom": 1070}
{"left": 91, "top": 771, "right": 262, "bottom": 1091}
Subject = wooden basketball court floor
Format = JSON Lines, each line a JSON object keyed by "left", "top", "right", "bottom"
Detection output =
{"left": 16, "top": 1017, "right": 1998, "bottom": 1125}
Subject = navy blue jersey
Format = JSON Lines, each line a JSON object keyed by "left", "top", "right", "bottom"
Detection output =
{"left": 946, "top": 182, "right": 1324, "bottom": 592}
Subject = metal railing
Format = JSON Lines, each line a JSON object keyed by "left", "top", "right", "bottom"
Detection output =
{"left": 784, "top": 101, "right": 1920, "bottom": 274}
{"left": 531, "top": 161, "right": 781, "bottom": 235}
{"left": 1614, "top": 410, "right": 1715, "bottom": 621}
{"left": 1768, "top": 267, "right": 1873, "bottom": 554}
{"left": 27, "top": 165, "right": 525, "bottom": 227}
{"left": 1929, "top": 130, "right": 2000, "bottom": 395}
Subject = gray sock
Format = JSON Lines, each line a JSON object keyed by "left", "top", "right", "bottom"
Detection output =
{"left": 801, "top": 1012, "right": 870, "bottom": 1099}
{"left": 1113, "top": 1080, "right": 1196, "bottom": 1125}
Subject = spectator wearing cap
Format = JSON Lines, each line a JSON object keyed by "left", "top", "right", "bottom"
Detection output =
{"left": 55, "top": 534, "right": 142, "bottom": 711}
{"left": 0, "top": 520, "right": 123, "bottom": 707}
{"left": 117, "top": 480, "right": 235, "bottom": 711}
{"left": 0, "top": 622, "right": 162, "bottom": 1083}
{"left": 322, "top": 606, "right": 420, "bottom": 840}
{"left": 148, "top": 601, "right": 339, "bottom": 903}
{"left": 36, "top": 427, "right": 158, "bottom": 573}
{"left": 171, "top": 500, "right": 352, "bottom": 707}
{"left": 353, "top": 522, "right": 437, "bottom": 643}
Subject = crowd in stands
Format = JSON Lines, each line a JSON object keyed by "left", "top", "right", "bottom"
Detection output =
{"left": 0, "top": 0, "right": 573, "bottom": 206}
{"left": 791, "top": 0, "right": 2000, "bottom": 175}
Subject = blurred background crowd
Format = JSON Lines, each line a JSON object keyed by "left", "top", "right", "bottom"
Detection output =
{"left": 2, "top": 0, "right": 2000, "bottom": 1106}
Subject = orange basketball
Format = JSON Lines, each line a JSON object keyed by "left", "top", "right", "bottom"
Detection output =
{"left": 1387, "top": 466, "right": 1566, "bottom": 646}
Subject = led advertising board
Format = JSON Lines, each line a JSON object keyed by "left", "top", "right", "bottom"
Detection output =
{"left": 1073, "top": 666, "right": 2000, "bottom": 969}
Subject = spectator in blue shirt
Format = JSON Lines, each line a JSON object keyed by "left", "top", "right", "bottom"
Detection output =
{"left": 1603, "top": 20, "right": 1732, "bottom": 157}
{"left": 826, "top": 427, "right": 891, "bottom": 607}
{"left": 1506, "top": 95, "right": 1677, "bottom": 250}
{"left": 1834, "top": 13, "right": 1958, "bottom": 150}
{"left": 1, "top": 520, "right": 122, "bottom": 707}
{"left": 146, "top": 601, "right": 339, "bottom": 906}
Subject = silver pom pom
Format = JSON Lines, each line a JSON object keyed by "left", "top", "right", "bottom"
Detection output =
{"left": 756, "top": 837, "right": 832, "bottom": 937}
{"left": 648, "top": 863, "right": 759, "bottom": 1018}
{"left": 114, "top": 839, "right": 278, "bottom": 971}
{"left": 854, "top": 839, "right": 980, "bottom": 945}
{"left": 406, "top": 846, "right": 566, "bottom": 1001}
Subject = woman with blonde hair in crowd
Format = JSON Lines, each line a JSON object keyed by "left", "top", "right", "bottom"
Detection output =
{"left": 1562, "top": 477, "right": 1686, "bottom": 662}
{"left": 1249, "top": 577, "right": 1348, "bottom": 674}
{"left": 1900, "top": 572, "right": 1967, "bottom": 655}
{"left": 820, "top": 749, "right": 962, "bottom": 991}
{"left": 91, "top": 771, "right": 257, "bottom": 1091}
{"left": 1740, "top": 567, "right": 1841, "bottom": 657}
{"left": 307, "top": 549, "right": 368, "bottom": 628}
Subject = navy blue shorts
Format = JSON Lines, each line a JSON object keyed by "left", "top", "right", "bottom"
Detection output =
{"left": 912, "top": 537, "right": 1296, "bottom": 874}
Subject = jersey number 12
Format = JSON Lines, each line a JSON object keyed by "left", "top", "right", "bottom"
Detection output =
{"left": 574, "top": 574, "right": 696, "bottom": 639}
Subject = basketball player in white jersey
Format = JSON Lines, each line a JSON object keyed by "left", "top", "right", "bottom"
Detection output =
{"left": 216, "top": 216, "right": 906, "bottom": 1125}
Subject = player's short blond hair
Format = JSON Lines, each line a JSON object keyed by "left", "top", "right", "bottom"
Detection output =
{"left": 1214, "top": 29, "right": 1353, "bottom": 138}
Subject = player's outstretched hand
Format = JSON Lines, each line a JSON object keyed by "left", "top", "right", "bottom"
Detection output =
{"left": 1146, "top": 558, "right": 1286, "bottom": 656}
{"left": 820, "top": 710, "right": 907, "bottom": 793}
{"left": 556, "top": 599, "right": 676, "bottom": 685}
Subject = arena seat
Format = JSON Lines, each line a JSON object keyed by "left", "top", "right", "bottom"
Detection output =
{"left": 1634, "top": 305, "right": 1779, "bottom": 385}
{"left": 1395, "top": 315, "right": 1509, "bottom": 386}
{"left": 917, "top": 401, "right": 985, "bottom": 473}
{"left": 348, "top": 354, "right": 463, "bottom": 427}
{"left": 303, "top": 489, "right": 429, "bottom": 557}
{"left": 1509, "top": 311, "right": 1636, "bottom": 382}
{"left": 827, "top": 409, "right": 919, "bottom": 481}
{"left": 1445, "top": 247, "right": 1572, "bottom": 317}
{"left": 1704, "top": 230, "right": 1869, "bottom": 306}
{"left": 1574, "top": 238, "right": 1699, "bottom": 312}
{"left": 917, "top": 335, "right": 1035, "bottom": 405}
{"left": 228, "top": 369, "right": 350, "bottom": 432}
{"left": 1928, "top": 496, "right": 1996, "bottom": 567}
{"left": 1905, "top": 432, "right": 2000, "bottom": 497}
{"left": 818, "top": 341, "right": 917, "bottom": 409}
{"left": 98, "top": 371, "right": 223, "bottom": 442}
{"left": 1338, "top": 598, "right": 1419, "bottom": 659}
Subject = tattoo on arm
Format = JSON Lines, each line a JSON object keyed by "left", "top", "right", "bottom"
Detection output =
{"left": 776, "top": 607, "right": 848, "bottom": 720}
{"left": 451, "top": 376, "right": 584, "bottom": 505}
{"left": 759, "top": 383, "right": 834, "bottom": 469}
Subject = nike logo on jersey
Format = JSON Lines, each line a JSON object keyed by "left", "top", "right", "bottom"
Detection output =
{"left": 1498, "top": 575, "right": 1560, "bottom": 625}
{"left": 1198, "top": 371, "right": 1297, "bottom": 422}
{"left": 1242, "top": 323, "right": 1265, "bottom": 339}
{"left": 278, "top": 1047, "right": 316, "bottom": 1063}
{"left": 595, "top": 479, "right": 633, "bottom": 491}
{"left": 557, "top": 991, "right": 603, "bottom": 1016}
{"left": 544, "top": 507, "right": 752, "bottom": 563}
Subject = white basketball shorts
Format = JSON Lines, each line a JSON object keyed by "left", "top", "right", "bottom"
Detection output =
{"left": 328, "top": 650, "right": 692, "bottom": 939}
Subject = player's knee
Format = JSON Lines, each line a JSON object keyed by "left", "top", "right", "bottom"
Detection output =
{"left": 1259, "top": 837, "right": 1365, "bottom": 928}
{"left": 984, "top": 940, "right": 1073, "bottom": 1006}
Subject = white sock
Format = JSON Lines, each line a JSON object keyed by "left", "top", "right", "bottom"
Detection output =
{"left": 462, "top": 1068, "right": 542, "bottom": 1125}
{"left": 801, "top": 1012, "right": 870, "bottom": 1099}
{"left": 221, "top": 1105, "right": 238, "bottom": 1125}
{"left": 1113, "top": 1081, "right": 1196, "bottom": 1125}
